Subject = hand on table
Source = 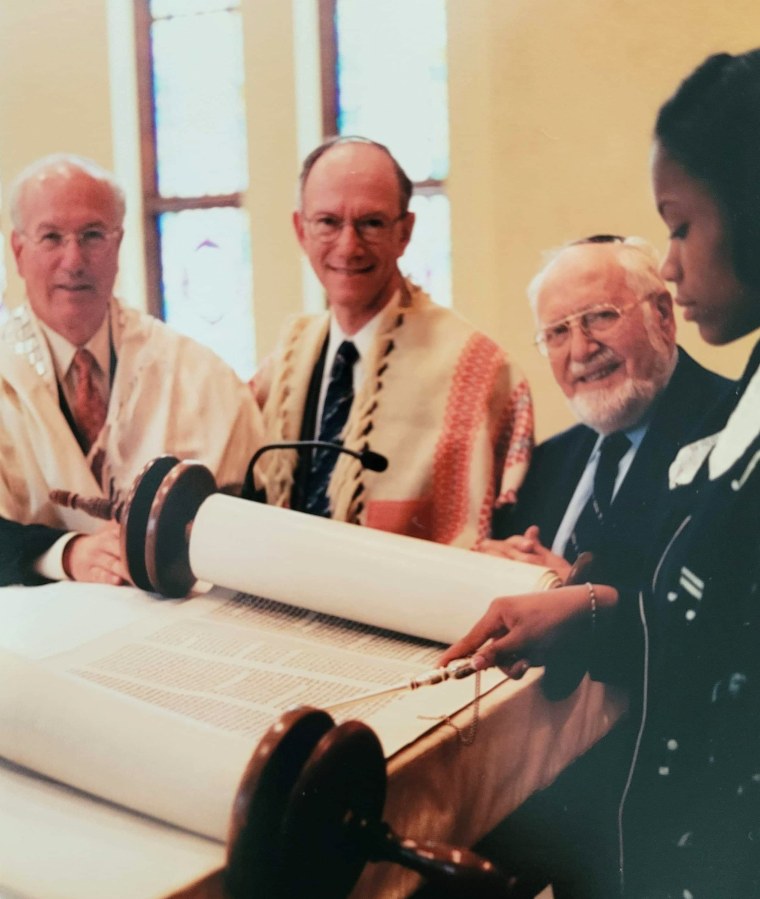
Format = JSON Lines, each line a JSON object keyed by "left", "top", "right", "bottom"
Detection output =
{"left": 64, "top": 522, "right": 129, "bottom": 585}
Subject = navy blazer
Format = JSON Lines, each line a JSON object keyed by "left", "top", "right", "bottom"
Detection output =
{"left": 494, "top": 348, "right": 734, "bottom": 590}
{"left": 0, "top": 516, "right": 66, "bottom": 586}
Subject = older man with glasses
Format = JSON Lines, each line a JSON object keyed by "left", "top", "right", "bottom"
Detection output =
{"left": 0, "top": 154, "right": 263, "bottom": 586}
{"left": 247, "top": 136, "right": 533, "bottom": 548}
{"left": 487, "top": 235, "right": 732, "bottom": 585}
{"left": 478, "top": 234, "right": 733, "bottom": 899}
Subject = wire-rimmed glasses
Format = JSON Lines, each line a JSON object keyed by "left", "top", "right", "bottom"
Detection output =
{"left": 534, "top": 300, "right": 643, "bottom": 356}
{"left": 302, "top": 213, "right": 407, "bottom": 244}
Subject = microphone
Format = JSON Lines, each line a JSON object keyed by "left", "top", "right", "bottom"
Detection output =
{"left": 247, "top": 441, "right": 388, "bottom": 474}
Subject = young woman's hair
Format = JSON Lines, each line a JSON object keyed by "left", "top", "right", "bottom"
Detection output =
{"left": 655, "top": 49, "right": 760, "bottom": 291}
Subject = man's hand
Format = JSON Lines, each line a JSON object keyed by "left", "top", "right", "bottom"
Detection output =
{"left": 64, "top": 523, "right": 129, "bottom": 585}
{"left": 481, "top": 525, "right": 573, "bottom": 583}
{"left": 440, "top": 583, "right": 617, "bottom": 674}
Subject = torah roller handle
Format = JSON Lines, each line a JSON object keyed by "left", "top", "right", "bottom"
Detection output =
{"left": 50, "top": 454, "right": 199, "bottom": 595}
{"left": 49, "top": 453, "right": 197, "bottom": 595}
{"left": 171, "top": 706, "right": 512, "bottom": 899}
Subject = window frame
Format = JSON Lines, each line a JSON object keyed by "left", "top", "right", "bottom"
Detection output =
{"left": 133, "top": 0, "right": 246, "bottom": 319}
{"left": 316, "top": 0, "right": 448, "bottom": 199}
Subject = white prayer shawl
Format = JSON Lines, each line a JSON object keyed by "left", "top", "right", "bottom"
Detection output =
{"left": 253, "top": 281, "right": 534, "bottom": 549}
{"left": 0, "top": 299, "right": 264, "bottom": 531}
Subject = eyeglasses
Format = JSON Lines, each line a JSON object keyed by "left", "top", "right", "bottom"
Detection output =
{"left": 535, "top": 300, "right": 643, "bottom": 356}
{"left": 302, "top": 213, "right": 407, "bottom": 244}
{"left": 21, "top": 227, "right": 121, "bottom": 256}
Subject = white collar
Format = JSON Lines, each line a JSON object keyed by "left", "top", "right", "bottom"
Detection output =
{"left": 327, "top": 310, "right": 384, "bottom": 364}
{"left": 669, "top": 364, "right": 760, "bottom": 489}
{"left": 709, "top": 362, "right": 760, "bottom": 480}
{"left": 38, "top": 310, "right": 111, "bottom": 385}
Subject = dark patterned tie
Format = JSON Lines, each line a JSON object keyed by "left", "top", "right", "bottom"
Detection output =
{"left": 304, "top": 340, "right": 359, "bottom": 517}
{"left": 566, "top": 431, "right": 631, "bottom": 562}
{"left": 71, "top": 348, "right": 107, "bottom": 453}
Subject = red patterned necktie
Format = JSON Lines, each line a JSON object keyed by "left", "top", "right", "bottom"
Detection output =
{"left": 71, "top": 348, "right": 107, "bottom": 453}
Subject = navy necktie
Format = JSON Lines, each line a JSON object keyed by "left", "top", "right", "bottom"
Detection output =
{"left": 304, "top": 340, "right": 359, "bottom": 517}
{"left": 566, "top": 431, "right": 631, "bottom": 562}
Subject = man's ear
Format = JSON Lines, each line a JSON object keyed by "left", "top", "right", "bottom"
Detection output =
{"left": 653, "top": 290, "right": 677, "bottom": 342}
{"left": 293, "top": 210, "right": 307, "bottom": 250}
{"left": 10, "top": 230, "right": 25, "bottom": 275}
{"left": 398, "top": 211, "right": 415, "bottom": 253}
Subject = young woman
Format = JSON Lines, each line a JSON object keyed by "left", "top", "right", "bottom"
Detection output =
{"left": 444, "top": 49, "right": 760, "bottom": 897}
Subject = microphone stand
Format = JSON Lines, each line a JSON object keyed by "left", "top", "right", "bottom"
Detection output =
{"left": 242, "top": 440, "right": 388, "bottom": 508}
{"left": 247, "top": 441, "right": 388, "bottom": 475}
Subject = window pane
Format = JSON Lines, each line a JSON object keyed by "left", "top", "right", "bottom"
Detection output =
{"left": 159, "top": 207, "right": 255, "bottom": 379}
{"left": 151, "top": 0, "right": 238, "bottom": 19}
{"left": 335, "top": 0, "right": 449, "bottom": 182}
{"left": 401, "top": 193, "right": 451, "bottom": 307}
{"left": 152, "top": 11, "right": 248, "bottom": 197}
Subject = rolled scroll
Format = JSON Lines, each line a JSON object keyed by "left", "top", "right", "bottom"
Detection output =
{"left": 190, "top": 495, "right": 559, "bottom": 646}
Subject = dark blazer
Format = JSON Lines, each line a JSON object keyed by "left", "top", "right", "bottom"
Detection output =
{"left": 480, "top": 349, "right": 735, "bottom": 897}
{"left": 494, "top": 348, "right": 734, "bottom": 590}
{"left": 0, "top": 516, "right": 66, "bottom": 586}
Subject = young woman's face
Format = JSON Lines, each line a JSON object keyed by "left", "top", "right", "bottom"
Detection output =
{"left": 651, "top": 141, "right": 760, "bottom": 345}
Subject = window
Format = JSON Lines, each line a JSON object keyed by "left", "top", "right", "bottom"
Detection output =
{"left": 319, "top": 0, "right": 452, "bottom": 306}
{"left": 134, "top": 0, "right": 255, "bottom": 377}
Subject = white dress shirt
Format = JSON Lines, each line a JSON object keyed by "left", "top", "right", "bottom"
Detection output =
{"left": 314, "top": 313, "right": 384, "bottom": 436}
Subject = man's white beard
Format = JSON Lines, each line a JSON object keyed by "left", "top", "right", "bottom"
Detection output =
{"left": 567, "top": 347, "right": 676, "bottom": 435}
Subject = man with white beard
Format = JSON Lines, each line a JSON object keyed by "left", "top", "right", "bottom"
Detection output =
{"left": 475, "top": 235, "right": 733, "bottom": 899}
{"left": 485, "top": 235, "right": 733, "bottom": 592}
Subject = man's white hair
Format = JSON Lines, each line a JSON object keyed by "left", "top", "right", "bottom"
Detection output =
{"left": 9, "top": 153, "right": 126, "bottom": 230}
{"left": 527, "top": 236, "right": 669, "bottom": 318}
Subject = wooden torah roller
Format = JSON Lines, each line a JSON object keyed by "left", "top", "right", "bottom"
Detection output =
{"left": 170, "top": 707, "right": 510, "bottom": 899}
{"left": 53, "top": 455, "right": 215, "bottom": 597}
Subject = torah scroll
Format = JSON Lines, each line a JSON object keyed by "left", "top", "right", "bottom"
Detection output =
{"left": 190, "top": 495, "right": 559, "bottom": 645}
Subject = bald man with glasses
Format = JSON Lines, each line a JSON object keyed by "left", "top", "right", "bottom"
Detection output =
{"left": 248, "top": 136, "right": 533, "bottom": 547}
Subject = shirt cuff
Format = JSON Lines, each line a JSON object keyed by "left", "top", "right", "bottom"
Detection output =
{"left": 33, "top": 533, "right": 79, "bottom": 582}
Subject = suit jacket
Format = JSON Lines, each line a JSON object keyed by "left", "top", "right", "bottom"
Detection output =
{"left": 481, "top": 349, "right": 735, "bottom": 899}
{"left": 0, "top": 516, "right": 66, "bottom": 586}
{"left": 494, "top": 348, "right": 734, "bottom": 591}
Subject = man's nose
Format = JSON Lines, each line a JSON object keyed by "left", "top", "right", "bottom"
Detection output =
{"left": 59, "top": 236, "right": 87, "bottom": 270}
{"left": 568, "top": 321, "right": 600, "bottom": 360}
{"left": 332, "top": 221, "right": 363, "bottom": 254}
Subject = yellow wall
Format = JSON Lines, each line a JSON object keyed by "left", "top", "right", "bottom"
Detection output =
{"left": 1, "top": 1, "right": 758, "bottom": 440}
{"left": 0, "top": 0, "right": 114, "bottom": 301}
{"left": 447, "top": 0, "right": 760, "bottom": 438}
